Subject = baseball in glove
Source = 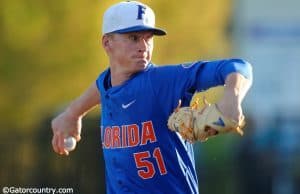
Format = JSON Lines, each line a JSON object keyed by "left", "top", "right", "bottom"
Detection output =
{"left": 167, "top": 97, "right": 245, "bottom": 143}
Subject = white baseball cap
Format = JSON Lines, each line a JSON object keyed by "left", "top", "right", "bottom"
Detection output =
{"left": 102, "top": 1, "right": 166, "bottom": 36}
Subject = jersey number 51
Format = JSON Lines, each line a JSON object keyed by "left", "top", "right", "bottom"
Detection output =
{"left": 133, "top": 147, "right": 167, "bottom": 179}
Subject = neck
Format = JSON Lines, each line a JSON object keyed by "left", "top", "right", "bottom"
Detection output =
{"left": 108, "top": 60, "right": 150, "bottom": 86}
{"left": 109, "top": 67, "right": 134, "bottom": 86}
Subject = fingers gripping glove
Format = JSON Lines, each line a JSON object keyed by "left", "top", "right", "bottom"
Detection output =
{"left": 167, "top": 99, "right": 245, "bottom": 143}
{"left": 194, "top": 103, "right": 245, "bottom": 138}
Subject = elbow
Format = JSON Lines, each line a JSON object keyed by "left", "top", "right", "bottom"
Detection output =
{"left": 229, "top": 58, "right": 253, "bottom": 83}
{"left": 239, "top": 59, "right": 253, "bottom": 84}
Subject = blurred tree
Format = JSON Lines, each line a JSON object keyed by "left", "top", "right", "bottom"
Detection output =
{"left": 0, "top": 0, "right": 105, "bottom": 130}
{"left": 0, "top": 0, "right": 231, "bottom": 130}
{"left": 0, "top": 0, "right": 233, "bottom": 193}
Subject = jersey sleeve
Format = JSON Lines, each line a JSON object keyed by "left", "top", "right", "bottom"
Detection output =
{"left": 148, "top": 58, "right": 252, "bottom": 112}
{"left": 196, "top": 58, "right": 252, "bottom": 90}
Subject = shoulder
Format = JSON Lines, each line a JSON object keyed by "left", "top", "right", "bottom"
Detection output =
{"left": 147, "top": 61, "right": 205, "bottom": 71}
{"left": 144, "top": 61, "right": 210, "bottom": 80}
{"left": 144, "top": 63, "right": 178, "bottom": 77}
{"left": 96, "top": 68, "right": 110, "bottom": 91}
{"left": 99, "top": 68, "right": 110, "bottom": 78}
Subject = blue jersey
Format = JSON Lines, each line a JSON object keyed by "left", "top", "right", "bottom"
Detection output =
{"left": 96, "top": 59, "right": 252, "bottom": 194}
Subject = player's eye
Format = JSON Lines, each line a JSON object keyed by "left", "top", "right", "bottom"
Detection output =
{"left": 128, "top": 34, "right": 139, "bottom": 42}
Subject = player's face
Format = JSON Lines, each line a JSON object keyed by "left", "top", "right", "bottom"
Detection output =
{"left": 103, "top": 31, "right": 154, "bottom": 73}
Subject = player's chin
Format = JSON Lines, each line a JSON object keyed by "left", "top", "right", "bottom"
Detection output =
{"left": 135, "top": 59, "right": 149, "bottom": 69}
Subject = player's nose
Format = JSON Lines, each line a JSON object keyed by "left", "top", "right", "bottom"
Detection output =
{"left": 138, "top": 38, "right": 150, "bottom": 52}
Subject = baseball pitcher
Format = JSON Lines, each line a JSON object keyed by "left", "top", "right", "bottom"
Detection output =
{"left": 51, "top": 1, "right": 253, "bottom": 194}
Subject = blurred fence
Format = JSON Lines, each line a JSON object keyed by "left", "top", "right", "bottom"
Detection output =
{"left": 1, "top": 114, "right": 300, "bottom": 194}
{"left": 0, "top": 116, "right": 105, "bottom": 193}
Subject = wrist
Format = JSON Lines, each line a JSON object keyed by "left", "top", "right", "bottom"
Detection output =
{"left": 64, "top": 106, "right": 84, "bottom": 120}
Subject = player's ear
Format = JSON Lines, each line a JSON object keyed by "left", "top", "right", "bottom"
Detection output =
{"left": 102, "top": 34, "right": 112, "bottom": 51}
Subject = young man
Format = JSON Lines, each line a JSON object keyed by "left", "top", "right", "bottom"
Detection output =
{"left": 51, "top": 1, "right": 252, "bottom": 193}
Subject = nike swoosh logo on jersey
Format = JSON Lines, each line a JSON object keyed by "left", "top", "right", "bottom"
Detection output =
{"left": 122, "top": 100, "right": 136, "bottom": 109}
{"left": 212, "top": 117, "right": 225, "bottom": 127}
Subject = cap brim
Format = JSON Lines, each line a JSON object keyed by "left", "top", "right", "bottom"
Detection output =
{"left": 112, "top": 25, "right": 166, "bottom": 36}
